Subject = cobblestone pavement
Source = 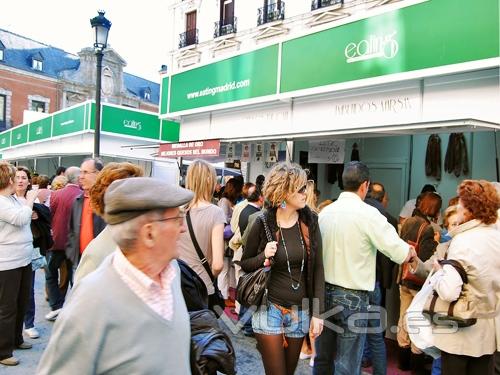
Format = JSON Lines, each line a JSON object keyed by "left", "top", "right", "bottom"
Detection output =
{"left": 1, "top": 270, "right": 313, "bottom": 374}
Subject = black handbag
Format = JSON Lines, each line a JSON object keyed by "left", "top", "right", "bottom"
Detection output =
{"left": 236, "top": 213, "right": 273, "bottom": 308}
{"left": 187, "top": 211, "right": 226, "bottom": 318}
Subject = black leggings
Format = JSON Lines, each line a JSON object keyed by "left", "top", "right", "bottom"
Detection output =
{"left": 255, "top": 333, "right": 304, "bottom": 375}
{"left": 441, "top": 351, "right": 493, "bottom": 375}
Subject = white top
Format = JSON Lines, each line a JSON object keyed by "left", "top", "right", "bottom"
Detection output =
{"left": 399, "top": 198, "right": 416, "bottom": 218}
{"left": 319, "top": 192, "right": 409, "bottom": 291}
{"left": 0, "top": 195, "right": 33, "bottom": 271}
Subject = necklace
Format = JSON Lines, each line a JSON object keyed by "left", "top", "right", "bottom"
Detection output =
{"left": 277, "top": 221, "right": 305, "bottom": 291}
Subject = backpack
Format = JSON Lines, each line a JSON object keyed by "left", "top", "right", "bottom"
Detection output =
{"left": 190, "top": 309, "right": 236, "bottom": 375}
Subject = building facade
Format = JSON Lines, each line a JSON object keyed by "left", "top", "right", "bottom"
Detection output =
{"left": 0, "top": 28, "right": 160, "bottom": 131}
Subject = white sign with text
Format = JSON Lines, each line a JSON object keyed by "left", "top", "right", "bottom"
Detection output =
{"left": 309, "top": 140, "right": 346, "bottom": 164}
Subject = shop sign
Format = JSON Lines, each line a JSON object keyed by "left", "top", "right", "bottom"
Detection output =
{"left": 159, "top": 139, "right": 220, "bottom": 158}
{"left": 309, "top": 140, "right": 346, "bottom": 164}
{"left": 29, "top": 117, "right": 52, "bottom": 142}
{"left": 167, "top": 45, "right": 279, "bottom": 113}
{"left": 0, "top": 132, "right": 10, "bottom": 150}
{"left": 52, "top": 105, "right": 86, "bottom": 137}
{"left": 11, "top": 125, "right": 28, "bottom": 146}
{"left": 280, "top": 0, "right": 498, "bottom": 93}
{"left": 102, "top": 105, "right": 161, "bottom": 140}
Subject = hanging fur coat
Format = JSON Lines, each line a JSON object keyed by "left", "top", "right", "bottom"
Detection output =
{"left": 444, "top": 133, "right": 469, "bottom": 177}
{"left": 425, "top": 134, "right": 441, "bottom": 180}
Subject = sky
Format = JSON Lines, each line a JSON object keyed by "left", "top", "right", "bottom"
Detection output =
{"left": 0, "top": 0, "right": 172, "bottom": 82}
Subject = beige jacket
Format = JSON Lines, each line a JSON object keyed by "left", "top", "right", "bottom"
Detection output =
{"left": 432, "top": 220, "right": 500, "bottom": 356}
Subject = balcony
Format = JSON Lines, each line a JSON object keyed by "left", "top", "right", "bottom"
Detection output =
{"left": 257, "top": 2, "right": 285, "bottom": 26}
{"left": 179, "top": 29, "right": 199, "bottom": 49}
{"left": 214, "top": 17, "right": 238, "bottom": 38}
{"left": 311, "top": 0, "right": 343, "bottom": 11}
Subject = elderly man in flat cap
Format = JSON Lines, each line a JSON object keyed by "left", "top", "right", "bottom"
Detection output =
{"left": 37, "top": 178, "right": 193, "bottom": 375}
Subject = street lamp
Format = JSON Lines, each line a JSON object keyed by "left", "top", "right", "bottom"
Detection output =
{"left": 90, "top": 10, "right": 111, "bottom": 158}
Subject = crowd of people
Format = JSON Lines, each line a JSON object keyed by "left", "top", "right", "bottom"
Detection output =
{"left": 0, "top": 158, "right": 498, "bottom": 375}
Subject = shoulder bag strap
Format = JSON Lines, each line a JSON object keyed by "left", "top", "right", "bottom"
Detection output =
{"left": 439, "top": 259, "right": 468, "bottom": 284}
{"left": 186, "top": 210, "right": 216, "bottom": 282}
{"left": 259, "top": 212, "right": 273, "bottom": 242}
{"left": 415, "top": 221, "right": 429, "bottom": 245}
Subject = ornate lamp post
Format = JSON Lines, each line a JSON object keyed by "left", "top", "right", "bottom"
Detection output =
{"left": 90, "top": 11, "right": 111, "bottom": 158}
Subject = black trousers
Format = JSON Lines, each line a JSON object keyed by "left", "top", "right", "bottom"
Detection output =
{"left": 0, "top": 264, "right": 32, "bottom": 360}
{"left": 441, "top": 351, "right": 493, "bottom": 375}
{"left": 45, "top": 251, "right": 72, "bottom": 310}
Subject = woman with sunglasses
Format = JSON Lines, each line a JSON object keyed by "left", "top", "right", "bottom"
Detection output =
{"left": 240, "top": 162, "right": 325, "bottom": 375}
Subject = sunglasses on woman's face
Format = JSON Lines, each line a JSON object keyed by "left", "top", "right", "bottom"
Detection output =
{"left": 297, "top": 185, "right": 307, "bottom": 194}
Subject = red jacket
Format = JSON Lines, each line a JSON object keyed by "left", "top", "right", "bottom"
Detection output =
{"left": 50, "top": 184, "right": 82, "bottom": 251}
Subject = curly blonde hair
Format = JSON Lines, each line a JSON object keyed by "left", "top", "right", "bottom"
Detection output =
{"left": 263, "top": 162, "right": 307, "bottom": 207}
{"left": 458, "top": 180, "right": 499, "bottom": 225}
{"left": 90, "top": 162, "right": 144, "bottom": 216}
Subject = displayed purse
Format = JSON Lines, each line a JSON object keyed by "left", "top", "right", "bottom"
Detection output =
{"left": 423, "top": 259, "right": 477, "bottom": 328}
{"left": 187, "top": 211, "right": 225, "bottom": 318}
{"left": 236, "top": 213, "right": 273, "bottom": 308}
{"left": 400, "top": 222, "right": 429, "bottom": 287}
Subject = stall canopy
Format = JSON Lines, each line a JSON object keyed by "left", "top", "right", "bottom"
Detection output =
{"left": 0, "top": 101, "right": 180, "bottom": 161}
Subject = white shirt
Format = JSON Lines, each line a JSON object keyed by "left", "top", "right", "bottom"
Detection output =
{"left": 399, "top": 198, "right": 416, "bottom": 219}
{"left": 319, "top": 192, "right": 410, "bottom": 291}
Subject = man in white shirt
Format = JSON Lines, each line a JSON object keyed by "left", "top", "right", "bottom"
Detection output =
{"left": 313, "top": 161, "right": 416, "bottom": 375}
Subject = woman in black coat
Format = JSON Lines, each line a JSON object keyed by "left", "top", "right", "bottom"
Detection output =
{"left": 240, "top": 162, "right": 324, "bottom": 375}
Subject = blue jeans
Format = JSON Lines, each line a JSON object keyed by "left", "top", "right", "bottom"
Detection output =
{"left": 23, "top": 270, "right": 36, "bottom": 329}
{"left": 363, "top": 282, "right": 387, "bottom": 375}
{"left": 252, "top": 302, "right": 309, "bottom": 338}
{"left": 239, "top": 305, "right": 253, "bottom": 334}
{"left": 313, "top": 284, "right": 369, "bottom": 375}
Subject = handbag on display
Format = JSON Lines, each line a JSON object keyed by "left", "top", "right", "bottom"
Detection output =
{"left": 236, "top": 213, "right": 273, "bottom": 308}
{"left": 423, "top": 259, "right": 477, "bottom": 328}
{"left": 186, "top": 211, "right": 225, "bottom": 318}
{"left": 400, "top": 222, "right": 429, "bottom": 287}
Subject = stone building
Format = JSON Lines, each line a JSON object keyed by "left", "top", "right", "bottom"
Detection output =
{"left": 0, "top": 28, "right": 160, "bottom": 131}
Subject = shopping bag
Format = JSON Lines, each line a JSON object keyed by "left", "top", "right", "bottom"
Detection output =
{"left": 406, "top": 271, "right": 441, "bottom": 359}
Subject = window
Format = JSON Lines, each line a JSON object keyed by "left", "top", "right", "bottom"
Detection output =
{"left": 143, "top": 88, "right": 151, "bottom": 101}
{"left": 0, "top": 40, "right": 4, "bottom": 61}
{"left": 32, "top": 59, "right": 43, "bottom": 71}
{"left": 31, "top": 100, "right": 46, "bottom": 112}
{"left": 0, "top": 94, "right": 6, "bottom": 130}
{"left": 0, "top": 49, "right": 4, "bottom": 61}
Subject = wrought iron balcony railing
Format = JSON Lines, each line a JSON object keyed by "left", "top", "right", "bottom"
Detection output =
{"left": 179, "top": 28, "right": 199, "bottom": 48}
{"left": 257, "top": 2, "right": 285, "bottom": 26}
{"left": 214, "top": 17, "right": 237, "bottom": 38}
{"left": 311, "top": 0, "right": 343, "bottom": 11}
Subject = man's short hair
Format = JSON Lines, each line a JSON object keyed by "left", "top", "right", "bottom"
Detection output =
{"left": 247, "top": 187, "right": 262, "bottom": 203}
{"left": 342, "top": 161, "right": 370, "bottom": 192}
{"left": 367, "top": 182, "right": 385, "bottom": 202}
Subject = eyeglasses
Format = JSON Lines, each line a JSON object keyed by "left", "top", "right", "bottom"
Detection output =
{"left": 153, "top": 213, "right": 186, "bottom": 224}
{"left": 80, "top": 170, "right": 98, "bottom": 176}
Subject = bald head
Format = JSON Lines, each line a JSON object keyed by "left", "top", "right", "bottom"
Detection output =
{"left": 367, "top": 182, "right": 386, "bottom": 203}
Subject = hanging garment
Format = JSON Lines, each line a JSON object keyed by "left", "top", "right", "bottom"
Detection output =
{"left": 327, "top": 163, "right": 344, "bottom": 189}
{"left": 425, "top": 134, "right": 441, "bottom": 180}
{"left": 351, "top": 143, "right": 360, "bottom": 161}
{"left": 444, "top": 133, "right": 469, "bottom": 177}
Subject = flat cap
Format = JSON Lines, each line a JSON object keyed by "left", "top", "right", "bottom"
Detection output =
{"left": 103, "top": 177, "right": 193, "bottom": 225}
